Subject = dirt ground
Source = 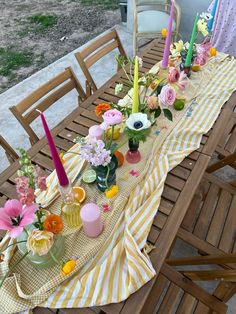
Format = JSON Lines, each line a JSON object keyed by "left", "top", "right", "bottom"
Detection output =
{"left": 0, "top": 0, "right": 121, "bottom": 93}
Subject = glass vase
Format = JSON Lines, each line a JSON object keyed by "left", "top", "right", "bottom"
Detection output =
{"left": 92, "top": 155, "right": 118, "bottom": 192}
{"left": 125, "top": 139, "right": 141, "bottom": 164}
{"left": 17, "top": 231, "right": 65, "bottom": 269}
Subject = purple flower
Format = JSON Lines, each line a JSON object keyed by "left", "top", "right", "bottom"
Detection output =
{"left": 80, "top": 138, "right": 111, "bottom": 167}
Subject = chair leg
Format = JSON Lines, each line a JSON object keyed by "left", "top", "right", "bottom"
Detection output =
{"left": 213, "top": 281, "right": 236, "bottom": 302}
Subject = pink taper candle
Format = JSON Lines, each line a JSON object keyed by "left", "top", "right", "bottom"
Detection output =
{"left": 38, "top": 111, "right": 69, "bottom": 187}
{"left": 162, "top": 0, "right": 175, "bottom": 68}
{"left": 80, "top": 203, "right": 103, "bottom": 238}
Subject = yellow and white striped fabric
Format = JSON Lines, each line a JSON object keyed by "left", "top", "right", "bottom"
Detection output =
{"left": 40, "top": 55, "right": 236, "bottom": 309}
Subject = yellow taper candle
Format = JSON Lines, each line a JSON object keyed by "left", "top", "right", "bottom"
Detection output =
{"left": 132, "top": 56, "right": 139, "bottom": 113}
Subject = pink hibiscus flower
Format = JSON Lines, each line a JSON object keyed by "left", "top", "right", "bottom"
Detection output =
{"left": 0, "top": 200, "right": 38, "bottom": 238}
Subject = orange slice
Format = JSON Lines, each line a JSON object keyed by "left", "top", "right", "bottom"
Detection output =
{"left": 73, "top": 186, "right": 86, "bottom": 203}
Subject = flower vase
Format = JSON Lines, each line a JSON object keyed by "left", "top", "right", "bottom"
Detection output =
{"left": 125, "top": 139, "right": 141, "bottom": 164}
{"left": 179, "top": 50, "right": 197, "bottom": 78}
{"left": 17, "top": 231, "right": 65, "bottom": 269}
{"left": 92, "top": 155, "right": 118, "bottom": 192}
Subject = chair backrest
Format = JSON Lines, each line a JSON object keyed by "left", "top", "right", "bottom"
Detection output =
{"left": 10, "top": 67, "right": 87, "bottom": 145}
{"left": 74, "top": 28, "right": 127, "bottom": 96}
{"left": 0, "top": 135, "right": 18, "bottom": 164}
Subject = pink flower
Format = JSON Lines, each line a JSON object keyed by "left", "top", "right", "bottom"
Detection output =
{"left": 102, "top": 204, "right": 110, "bottom": 213}
{"left": 15, "top": 176, "right": 29, "bottom": 195}
{"left": 194, "top": 53, "right": 207, "bottom": 66}
{"left": 159, "top": 85, "right": 176, "bottom": 107}
{"left": 167, "top": 67, "right": 180, "bottom": 83}
{"left": 102, "top": 109, "right": 123, "bottom": 126}
{"left": 36, "top": 176, "right": 47, "bottom": 191}
{"left": 177, "top": 72, "right": 188, "bottom": 91}
{"left": 88, "top": 125, "right": 104, "bottom": 140}
{"left": 147, "top": 96, "right": 158, "bottom": 109}
{"left": 19, "top": 188, "right": 36, "bottom": 206}
{"left": 129, "top": 170, "right": 140, "bottom": 177}
{"left": 0, "top": 200, "right": 38, "bottom": 238}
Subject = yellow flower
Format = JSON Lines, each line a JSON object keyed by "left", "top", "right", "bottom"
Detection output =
{"left": 105, "top": 185, "right": 119, "bottom": 199}
{"left": 170, "top": 40, "right": 184, "bottom": 57}
{"left": 61, "top": 260, "right": 76, "bottom": 276}
{"left": 27, "top": 229, "right": 54, "bottom": 256}
{"left": 106, "top": 125, "right": 120, "bottom": 140}
{"left": 210, "top": 47, "right": 217, "bottom": 57}
{"left": 197, "top": 19, "right": 209, "bottom": 37}
{"left": 161, "top": 28, "right": 167, "bottom": 38}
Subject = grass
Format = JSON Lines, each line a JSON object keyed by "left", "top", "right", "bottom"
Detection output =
{"left": 79, "top": 0, "right": 119, "bottom": 10}
{"left": 0, "top": 47, "right": 33, "bottom": 76}
{"left": 28, "top": 14, "right": 57, "bottom": 30}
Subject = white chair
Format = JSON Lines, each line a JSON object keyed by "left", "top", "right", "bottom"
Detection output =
{"left": 133, "top": 0, "right": 181, "bottom": 54}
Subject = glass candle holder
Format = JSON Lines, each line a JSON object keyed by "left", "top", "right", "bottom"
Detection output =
{"left": 125, "top": 139, "right": 141, "bottom": 164}
{"left": 59, "top": 183, "right": 82, "bottom": 228}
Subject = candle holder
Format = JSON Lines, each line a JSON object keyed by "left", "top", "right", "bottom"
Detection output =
{"left": 125, "top": 139, "right": 141, "bottom": 164}
{"left": 180, "top": 64, "right": 192, "bottom": 78}
{"left": 59, "top": 182, "right": 82, "bottom": 228}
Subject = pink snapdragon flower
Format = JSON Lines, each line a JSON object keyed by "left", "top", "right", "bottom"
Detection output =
{"left": 167, "top": 67, "right": 180, "bottom": 83}
{"left": 159, "top": 85, "right": 176, "bottom": 107}
{"left": 103, "top": 109, "right": 123, "bottom": 126}
{"left": 19, "top": 188, "right": 36, "bottom": 206}
{"left": 36, "top": 176, "right": 47, "bottom": 191}
{"left": 177, "top": 72, "right": 188, "bottom": 91}
{"left": 0, "top": 200, "right": 38, "bottom": 238}
{"left": 15, "top": 177, "right": 29, "bottom": 195}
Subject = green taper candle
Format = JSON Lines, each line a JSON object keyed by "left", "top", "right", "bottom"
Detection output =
{"left": 132, "top": 56, "right": 139, "bottom": 113}
{"left": 185, "top": 13, "right": 199, "bottom": 67}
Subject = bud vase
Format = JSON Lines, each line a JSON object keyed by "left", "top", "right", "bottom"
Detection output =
{"left": 92, "top": 155, "right": 118, "bottom": 192}
{"left": 125, "top": 139, "right": 141, "bottom": 164}
{"left": 17, "top": 230, "right": 65, "bottom": 269}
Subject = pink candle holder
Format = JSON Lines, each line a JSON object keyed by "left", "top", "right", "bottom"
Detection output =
{"left": 80, "top": 203, "right": 103, "bottom": 238}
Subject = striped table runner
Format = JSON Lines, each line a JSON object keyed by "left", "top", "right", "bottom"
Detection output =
{"left": 40, "top": 55, "right": 236, "bottom": 309}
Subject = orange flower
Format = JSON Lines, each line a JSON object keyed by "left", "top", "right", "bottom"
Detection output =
{"left": 61, "top": 259, "right": 76, "bottom": 276}
{"left": 95, "top": 103, "right": 111, "bottom": 117}
{"left": 161, "top": 28, "right": 167, "bottom": 38}
{"left": 43, "top": 214, "right": 63, "bottom": 234}
{"left": 210, "top": 47, "right": 217, "bottom": 57}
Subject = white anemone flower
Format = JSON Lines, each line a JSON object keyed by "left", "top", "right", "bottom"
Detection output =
{"left": 126, "top": 113, "right": 151, "bottom": 131}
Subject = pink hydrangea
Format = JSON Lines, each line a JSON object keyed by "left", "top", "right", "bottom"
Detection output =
{"left": 102, "top": 109, "right": 123, "bottom": 126}
{"left": 0, "top": 199, "right": 37, "bottom": 238}
{"left": 80, "top": 138, "right": 111, "bottom": 167}
{"left": 159, "top": 85, "right": 176, "bottom": 107}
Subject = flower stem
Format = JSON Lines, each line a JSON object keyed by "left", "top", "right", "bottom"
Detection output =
{"left": 108, "top": 126, "right": 114, "bottom": 149}
{"left": 105, "top": 165, "right": 111, "bottom": 189}
{"left": 0, "top": 251, "right": 30, "bottom": 288}
{"left": 115, "top": 138, "right": 128, "bottom": 151}
{"left": 23, "top": 228, "right": 29, "bottom": 237}
{"left": 0, "top": 240, "right": 27, "bottom": 253}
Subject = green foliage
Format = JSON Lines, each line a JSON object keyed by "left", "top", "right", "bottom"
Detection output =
{"left": 28, "top": 15, "right": 57, "bottom": 29}
{"left": 17, "top": 148, "right": 36, "bottom": 189}
{"left": 80, "top": 0, "right": 119, "bottom": 10}
{"left": 125, "top": 128, "right": 150, "bottom": 144}
{"left": 163, "top": 108, "right": 173, "bottom": 121}
{"left": 0, "top": 47, "right": 33, "bottom": 76}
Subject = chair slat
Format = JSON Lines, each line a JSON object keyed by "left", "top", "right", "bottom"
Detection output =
{"left": 86, "top": 41, "right": 119, "bottom": 68}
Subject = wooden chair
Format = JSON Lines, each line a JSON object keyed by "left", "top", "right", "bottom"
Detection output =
{"left": 0, "top": 135, "right": 18, "bottom": 164}
{"left": 133, "top": 0, "right": 181, "bottom": 54}
{"left": 10, "top": 67, "right": 87, "bottom": 145}
{"left": 166, "top": 152, "right": 236, "bottom": 303}
{"left": 74, "top": 28, "right": 127, "bottom": 97}
{"left": 148, "top": 264, "right": 227, "bottom": 314}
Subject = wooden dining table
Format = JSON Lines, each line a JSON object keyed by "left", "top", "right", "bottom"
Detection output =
{"left": 0, "top": 38, "right": 235, "bottom": 314}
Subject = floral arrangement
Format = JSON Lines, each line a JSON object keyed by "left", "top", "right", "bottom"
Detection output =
{"left": 0, "top": 153, "right": 76, "bottom": 288}
{"left": 170, "top": 12, "right": 216, "bottom": 68}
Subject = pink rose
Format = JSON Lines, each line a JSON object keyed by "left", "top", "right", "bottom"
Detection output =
{"left": 147, "top": 96, "right": 158, "bottom": 109}
{"left": 36, "top": 176, "right": 47, "bottom": 191}
{"left": 159, "top": 85, "right": 176, "bottom": 107}
{"left": 167, "top": 67, "right": 180, "bottom": 83}
{"left": 194, "top": 53, "right": 207, "bottom": 66}
{"left": 102, "top": 109, "right": 123, "bottom": 126}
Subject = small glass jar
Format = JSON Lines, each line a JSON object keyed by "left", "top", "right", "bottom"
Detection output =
{"left": 125, "top": 139, "right": 141, "bottom": 164}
